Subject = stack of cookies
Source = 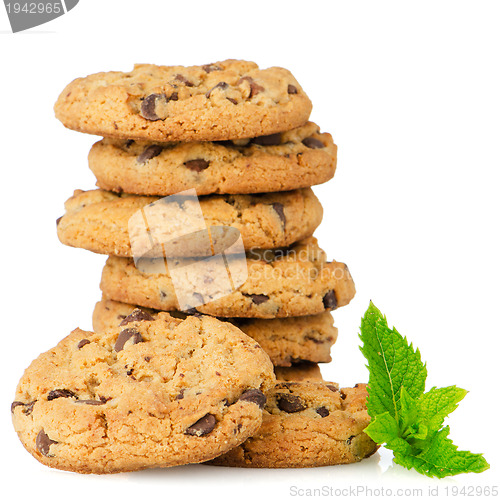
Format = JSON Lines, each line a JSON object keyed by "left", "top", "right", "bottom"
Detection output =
{"left": 12, "top": 60, "right": 377, "bottom": 473}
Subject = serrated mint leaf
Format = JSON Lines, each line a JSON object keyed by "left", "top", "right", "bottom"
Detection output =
{"left": 418, "top": 386, "right": 468, "bottom": 432}
{"left": 393, "top": 426, "right": 490, "bottom": 478}
{"left": 359, "top": 302, "right": 489, "bottom": 478}
{"left": 359, "top": 302, "right": 427, "bottom": 420}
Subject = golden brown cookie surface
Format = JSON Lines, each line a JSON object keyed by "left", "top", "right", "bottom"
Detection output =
{"left": 12, "top": 312, "right": 275, "bottom": 474}
{"left": 99, "top": 238, "right": 356, "bottom": 318}
{"left": 57, "top": 188, "right": 323, "bottom": 258}
{"left": 209, "top": 382, "right": 378, "bottom": 468}
{"left": 88, "top": 122, "right": 336, "bottom": 196}
{"left": 54, "top": 60, "right": 312, "bottom": 142}
{"left": 93, "top": 298, "right": 338, "bottom": 367}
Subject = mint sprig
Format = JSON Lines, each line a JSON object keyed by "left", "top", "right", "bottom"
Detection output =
{"left": 359, "top": 302, "right": 489, "bottom": 478}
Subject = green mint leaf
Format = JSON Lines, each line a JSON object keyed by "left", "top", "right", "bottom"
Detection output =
{"left": 359, "top": 302, "right": 490, "bottom": 478}
{"left": 393, "top": 426, "right": 490, "bottom": 478}
{"left": 359, "top": 302, "right": 427, "bottom": 420}
{"left": 418, "top": 386, "right": 468, "bottom": 433}
{"left": 397, "top": 387, "right": 429, "bottom": 443}
{"left": 364, "top": 412, "right": 411, "bottom": 455}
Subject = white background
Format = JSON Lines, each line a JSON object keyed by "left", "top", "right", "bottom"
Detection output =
{"left": 1, "top": 1, "right": 499, "bottom": 498}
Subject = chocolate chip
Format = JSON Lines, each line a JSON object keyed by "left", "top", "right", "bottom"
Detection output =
{"left": 346, "top": 435, "right": 355, "bottom": 445}
{"left": 140, "top": 93, "right": 167, "bottom": 121}
{"left": 239, "top": 389, "right": 266, "bottom": 409}
{"left": 322, "top": 290, "right": 338, "bottom": 310}
{"left": 114, "top": 328, "right": 143, "bottom": 352}
{"left": 202, "top": 64, "right": 221, "bottom": 73}
{"left": 175, "top": 389, "right": 185, "bottom": 400}
{"left": 11, "top": 401, "right": 36, "bottom": 414}
{"left": 287, "top": 84, "right": 298, "bottom": 94}
{"left": 226, "top": 97, "right": 238, "bottom": 104}
{"left": 205, "top": 81, "right": 228, "bottom": 98}
{"left": 137, "top": 145, "right": 163, "bottom": 164}
{"left": 77, "top": 339, "right": 90, "bottom": 349}
{"left": 11, "top": 401, "right": 24, "bottom": 412}
{"left": 276, "top": 393, "right": 306, "bottom": 413}
{"left": 252, "top": 133, "right": 282, "bottom": 146}
{"left": 119, "top": 309, "right": 155, "bottom": 326}
{"left": 56, "top": 216, "right": 62, "bottom": 226}
{"left": 75, "top": 399, "right": 106, "bottom": 406}
{"left": 47, "top": 389, "right": 76, "bottom": 401}
{"left": 249, "top": 80, "right": 265, "bottom": 97}
{"left": 326, "top": 384, "right": 338, "bottom": 392}
{"left": 36, "top": 429, "right": 57, "bottom": 457}
{"left": 185, "top": 414, "right": 217, "bottom": 436}
{"left": 237, "top": 76, "right": 264, "bottom": 98}
{"left": 125, "top": 139, "right": 135, "bottom": 148}
{"left": 302, "top": 137, "right": 325, "bottom": 149}
{"left": 184, "top": 159, "right": 210, "bottom": 172}
{"left": 175, "top": 74, "right": 194, "bottom": 87}
{"left": 316, "top": 406, "right": 330, "bottom": 418}
{"left": 244, "top": 294, "right": 269, "bottom": 305}
{"left": 272, "top": 202, "right": 286, "bottom": 227}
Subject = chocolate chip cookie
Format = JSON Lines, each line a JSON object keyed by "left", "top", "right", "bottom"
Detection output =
{"left": 88, "top": 122, "right": 336, "bottom": 196}
{"left": 56, "top": 188, "right": 322, "bottom": 258}
{"left": 54, "top": 60, "right": 312, "bottom": 142}
{"left": 12, "top": 312, "right": 275, "bottom": 474}
{"left": 209, "top": 382, "right": 378, "bottom": 468}
{"left": 99, "top": 238, "right": 356, "bottom": 318}
{"left": 93, "top": 298, "right": 338, "bottom": 367}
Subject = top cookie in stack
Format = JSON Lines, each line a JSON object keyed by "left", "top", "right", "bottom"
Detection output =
{"left": 55, "top": 60, "right": 313, "bottom": 142}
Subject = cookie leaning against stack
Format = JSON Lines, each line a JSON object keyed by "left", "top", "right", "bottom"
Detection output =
{"left": 12, "top": 312, "right": 275, "bottom": 473}
{"left": 12, "top": 60, "right": 377, "bottom": 473}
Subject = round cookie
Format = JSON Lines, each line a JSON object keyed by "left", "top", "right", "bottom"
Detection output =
{"left": 56, "top": 188, "right": 323, "bottom": 258}
{"left": 99, "top": 238, "right": 356, "bottom": 318}
{"left": 209, "top": 382, "right": 378, "bottom": 468}
{"left": 93, "top": 298, "right": 338, "bottom": 367}
{"left": 275, "top": 363, "right": 324, "bottom": 382}
{"left": 12, "top": 312, "right": 275, "bottom": 474}
{"left": 54, "top": 60, "right": 312, "bottom": 142}
{"left": 88, "top": 122, "right": 336, "bottom": 196}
